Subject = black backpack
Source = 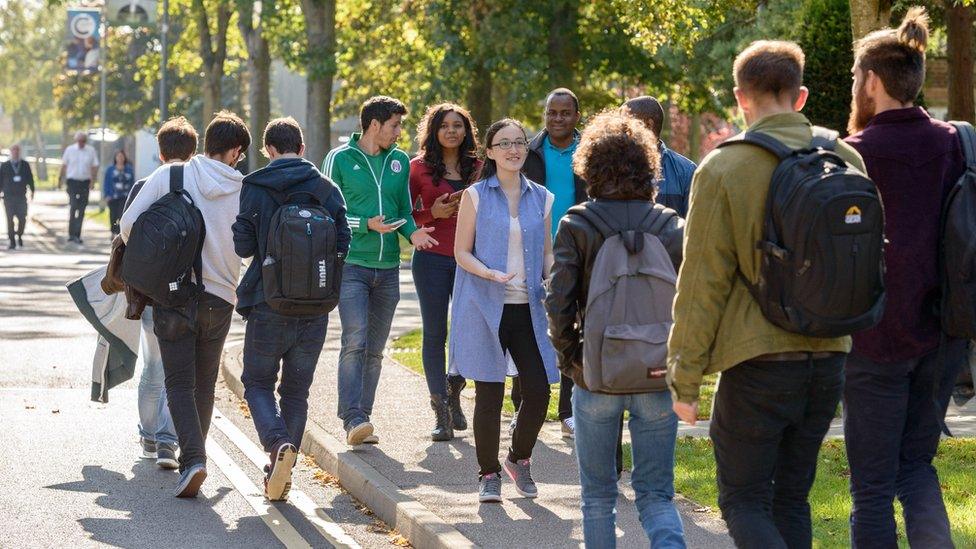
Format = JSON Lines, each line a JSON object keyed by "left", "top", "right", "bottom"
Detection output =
{"left": 120, "top": 165, "right": 206, "bottom": 308}
{"left": 940, "top": 122, "right": 976, "bottom": 339}
{"left": 262, "top": 190, "right": 341, "bottom": 316}
{"left": 717, "top": 127, "right": 886, "bottom": 337}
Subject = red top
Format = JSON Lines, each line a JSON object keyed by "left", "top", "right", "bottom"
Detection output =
{"left": 409, "top": 156, "right": 481, "bottom": 257}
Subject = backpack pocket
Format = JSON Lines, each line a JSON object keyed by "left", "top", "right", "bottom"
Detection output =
{"left": 600, "top": 322, "right": 671, "bottom": 392}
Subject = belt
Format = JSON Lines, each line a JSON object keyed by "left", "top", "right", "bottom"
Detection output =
{"left": 751, "top": 351, "right": 842, "bottom": 362}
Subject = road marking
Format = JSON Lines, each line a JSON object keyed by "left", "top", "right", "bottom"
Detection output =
{"left": 207, "top": 440, "right": 312, "bottom": 549}
{"left": 212, "top": 412, "right": 362, "bottom": 549}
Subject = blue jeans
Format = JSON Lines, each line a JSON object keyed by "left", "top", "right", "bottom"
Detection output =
{"left": 411, "top": 250, "right": 464, "bottom": 397}
{"left": 138, "top": 307, "right": 177, "bottom": 444}
{"left": 573, "top": 386, "right": 685, "bottom": 549}
{"left": 337, "top": 264, "right": 400, "bottom": 431}
{"left": 242, "top": 303, "right": 329, "bottom": 452}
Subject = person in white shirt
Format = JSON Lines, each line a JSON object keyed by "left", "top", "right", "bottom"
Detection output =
{"left": 60, "top": 131, "right": 100, "bottom": 243}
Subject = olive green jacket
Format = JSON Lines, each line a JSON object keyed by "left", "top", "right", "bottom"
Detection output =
{"left": 666, "top": 112, "right": 868, "bottom": 404}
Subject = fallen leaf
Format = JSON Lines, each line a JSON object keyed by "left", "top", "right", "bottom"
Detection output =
{"left": 693, "top": 506, "right": 711, "bottom": 513}
{"left": 51, "top": 409, "right": 60, "bottom": 414}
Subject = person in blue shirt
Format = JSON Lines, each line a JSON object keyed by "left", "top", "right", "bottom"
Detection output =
{"left": 103, "top": 149, "right": 135, "bottom": 236}
{"left": 623, "top": 96, "right": 697, "bottom": 218}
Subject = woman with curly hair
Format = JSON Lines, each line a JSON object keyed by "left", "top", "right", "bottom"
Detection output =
{"left": 409, "top": 103, "right": 482, "bottom": 441}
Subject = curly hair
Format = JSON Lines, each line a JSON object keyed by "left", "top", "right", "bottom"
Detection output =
{"left": 573, "top": 110, "right": 660, "bottom": 201}
{"left": 415, "top": 103, "right": 480, "bottom": 184}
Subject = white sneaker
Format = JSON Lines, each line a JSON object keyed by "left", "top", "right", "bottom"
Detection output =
{"left": 346, "top": 422, "right": 374, "bottom": 446}
{"left": 561, "top": 417, "right": 575, "bottom": 440}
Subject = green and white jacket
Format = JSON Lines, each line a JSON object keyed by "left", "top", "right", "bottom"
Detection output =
{"left": 322, "top": 133, "right": 418, "bottom": 269}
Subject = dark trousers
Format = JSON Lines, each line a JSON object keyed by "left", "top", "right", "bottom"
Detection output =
{"left": 107, "top": 197, "right": 125, "bottom": 236}
{"left": 513, "top": 369, "right": 573, "bottom": 420}
{"left": 474, "top": 304, "right": 550, "bottom": 476}
{"left": 710, "top": 354, "right": 845, "bottom": 549}
{"left": 156, "top": 293, "right": 234, "bottom": 472}
{"left": 242, "top": 303, "right": 328, "bottom": 452}
{"left": 4, "top": 197, "right": 26, "bottom": 243}
{"left": 844, "top": 340, "right": 966, "bottom": 549}
{"left": 411, "top": 250, "right": 464, "bottom": 397}
{"left": 66, "top": 179, "right": 90, "bottom": 238}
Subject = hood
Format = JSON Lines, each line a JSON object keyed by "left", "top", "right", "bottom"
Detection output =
{"left": 186, "top": 154, "right": 244, "bottom": 199}
{"left": 242, "top": 157, "right": 322, "bottom": 192}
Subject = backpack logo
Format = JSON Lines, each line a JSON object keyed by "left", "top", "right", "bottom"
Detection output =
{"left": 845, "top": 206, "right": 862, "bottom": 225}
{"left": 168, "top": 282, "right": 178, "bottom": 292}
{"left": 299, "top": 209, "right": 312, "bottom": 218}
{"left": 318, "top": 259, "right": 328, "bottom": 288}
{"left": 390, "top": 159, "right": 402, "bottom": 173}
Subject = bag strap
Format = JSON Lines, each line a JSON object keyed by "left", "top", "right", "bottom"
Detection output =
{"left": 718, "top": 131, "right": 794, "bottom": 160}
{"left": 570, "top": 205, "right": 616, "bottom": 241}
{"left": 951, "top": 121, "right": 976, "bottom": 168}
{"left": 810, "top": 126, "right": 839, "bottom": 151}
{"left": 169, "top": 164, "right": 184, "bottom": 193}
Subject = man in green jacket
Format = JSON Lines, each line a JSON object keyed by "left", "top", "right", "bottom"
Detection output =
{"left": 322, "top": 96, "right": 437, "bottom": 446}
{"left": 666, "top": 41, "right": 866, "bottom": 548}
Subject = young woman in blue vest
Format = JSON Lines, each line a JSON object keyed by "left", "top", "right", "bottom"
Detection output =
{"left": 450, "top": 118, "right": 559, "bottom": 503}
{"left": 103, "top": 149, "right": 135, "bottom": 236}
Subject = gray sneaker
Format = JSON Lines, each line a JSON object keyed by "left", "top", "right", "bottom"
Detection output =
{"left": 503, "top": 458, "right": 538, "bottom": 498}
{"left": 346, "top": 422, "right": 374, "bottom": 446}
{"left": 174, "top": 464, "right": 207, "bottom": 498}
{"left": 156, "top": 443, "right": 178, "bottom": 470}
{"left": 140, "top": 437, "right": 157, "bottom": 459}
{"left": 478, "top": 473, "right": 502, "bottom": 503}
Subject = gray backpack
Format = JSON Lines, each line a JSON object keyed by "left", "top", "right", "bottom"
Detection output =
{"left": 572, "top": 205, "right": 678, "bottom": 394}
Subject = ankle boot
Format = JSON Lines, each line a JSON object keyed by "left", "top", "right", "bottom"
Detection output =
{"left": 430, "top": 395, "right": 453, "bottom": 441}
{"left": 448, "top": 377, "right": 468, "bottom": 431}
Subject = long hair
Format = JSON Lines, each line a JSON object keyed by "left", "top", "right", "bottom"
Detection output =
{"left": 113, "top": 149, "right": 130, "bottom": 167}
{"left": 416, "top": 103, "right": 480, "bottom": 184}
{"left": 476, "top": 118, "right": 527, "bottom": 182}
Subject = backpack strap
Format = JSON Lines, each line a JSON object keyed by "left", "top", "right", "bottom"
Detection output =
{"left": 569, "top": 204, "right": 616, "bottom": 241}
{"left": 717, "top": 131, "right": 794, "bottom": 160}
{"left": 951, "top": 121, "right": 976, "bottom": 168}
{"left": 169, "top": 164, "right": 184, "bottom": 193}
{"left": 167, "top": 164, "right": 204, "bottom": 290}
{"left": 810, "top": 126, "right": 839, "bottom": 151}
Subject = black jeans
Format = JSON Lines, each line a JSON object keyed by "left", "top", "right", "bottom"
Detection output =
{"left": 156, "top": 292, "right": 234, "bottom": 472}
{"left": 4, "top": 197, "right": 26, "bottom": 243}
{"left": 474, "top": 304, "right": 550, "bottom": 476}
{"left": 66, "top": 179, "right": 90, "bottom": 239}
{"left": 710, "top": 354, "right": 845, "bottom": 549}
{"left": 411, "top": 250, "right": 464, "bottom": 397}
{"left": 107, "top": 197, "right": 125, "bottom": 236}
{"left": 844, "top": 340, "right": 965, "bottom": 549}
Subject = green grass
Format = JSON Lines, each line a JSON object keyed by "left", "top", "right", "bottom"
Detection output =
{"left": 400, "top": 234, "right": 413, "bottom": 263}
{"left": 85, "top": 205, "right": 109, "bottom": 227}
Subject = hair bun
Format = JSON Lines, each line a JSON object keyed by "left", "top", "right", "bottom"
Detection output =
{"left": 898, "top": 6, "right": 929, "bottom": 53}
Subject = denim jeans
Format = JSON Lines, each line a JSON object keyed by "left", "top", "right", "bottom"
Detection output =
{"left": 573, "top": 387, "right": 685, "bottom": 549}
{"left": 242, "top": 303, "right": 329, "bottom": 452}
{"left": 844, "top": 339, "right": 966, "bottom": 549}
{"left": 710, "top": 354, "right": 845, "bottom": 549}
{"left": 137, "top": 307, "right": 176, "bottom": 445}
{"left": 337, "top": 264, "right": 400, "bottom": 431}
{"left": 411, "top": 250, "right": 464, "bottom": 397}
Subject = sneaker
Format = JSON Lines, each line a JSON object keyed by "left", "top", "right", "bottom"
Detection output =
{"left": 174, "top": 464, "right": 207, "bottom": 498}
{"left": 363, "top": 434, "right": 379, "bottom": 444}
{"left": 265, "top": 442, "right": 297, "bottom": 501}
{"left": 503, "top": 458, "right": 538, "bottom": 498}
{"left": 140, "top": 437, "right": 157, "bottom": 459}
{"left": 346, "top": 422, "right": 374, "bottom": 446}
{"left": 478, "top": 473, "right": 502, "bottom": 503}
{"left": 156, "top": 443, "right": 178, "bottom": 470}
{"left": 561, "top": 417, "right": 575, "bottom": 440}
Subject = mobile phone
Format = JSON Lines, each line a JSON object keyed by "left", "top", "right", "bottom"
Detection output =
{"left": 447, "top": 190, "right": 464, "bottom": 202}
{"left": 386, "top": 218, "right": 408, "bottom": 230}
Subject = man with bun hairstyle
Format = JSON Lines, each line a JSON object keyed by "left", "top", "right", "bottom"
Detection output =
{"left": 844, "top": 8, "right": 966, "bottom": 547}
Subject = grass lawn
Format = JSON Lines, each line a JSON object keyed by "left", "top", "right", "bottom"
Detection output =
{"left": 85, "top": 205, "right": 109, "bottom": 227}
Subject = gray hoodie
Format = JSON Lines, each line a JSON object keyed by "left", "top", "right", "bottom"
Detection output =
{"left": 120, "top": 154, "right": 244, "bottom": 305}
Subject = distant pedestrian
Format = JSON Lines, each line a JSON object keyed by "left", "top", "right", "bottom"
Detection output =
{"left": 103, "top": 150, "right": 135, "bottom": 237}
{"left": 450, "top": 118, "right": 559, "bottom": 503}
{"left": 1, "top": 144, "right": 35, "bottom": 249}
{"left": 409, "top": 102, "right": 482, "bottom": 441}
{"left": 60, "top": 131, "right": 99, "bottom": 244}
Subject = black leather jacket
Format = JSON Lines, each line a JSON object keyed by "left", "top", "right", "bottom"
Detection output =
{"left": 545, "top": 199, "right": 685, "bottom": 390}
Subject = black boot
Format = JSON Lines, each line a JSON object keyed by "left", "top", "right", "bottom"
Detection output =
{"left": 430, "top": 395, "right": 453, "bottom": 441}
{"left": 7, "top": 239, "right": 14, "bottom": 250}
{"left": 17, "top": 235, "right": 22, "bottom": 247}
{"left": 448, "top": 377, "right": 468, "bottom": 431}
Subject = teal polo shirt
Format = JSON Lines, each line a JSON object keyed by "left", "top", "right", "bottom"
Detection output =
{"left": 542, "top": 135, "right": 579, "bottom": 237}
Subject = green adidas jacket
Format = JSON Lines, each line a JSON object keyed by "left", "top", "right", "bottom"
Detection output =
{"left": 322, "top": 133, "right": 418, "bottom": 269}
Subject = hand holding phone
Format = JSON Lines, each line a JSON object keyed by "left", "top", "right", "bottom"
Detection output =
{"left": 386, "top": 218, "right": 408, "bottom": 230}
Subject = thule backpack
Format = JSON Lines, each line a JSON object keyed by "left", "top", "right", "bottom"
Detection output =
{"left": 120, "top": 165, "right": 205, "bottom": 308}
{"left": 717, "top": 127, "right": 886, "bottom": 337}
{"left": 941, "top": 122, "right": 976, "bottom": 339}
{"left": 572, "top": 204, "right": 678, "bottom": 394}
{"left": 262, "top": 190, "right": 341, "bottom": 316}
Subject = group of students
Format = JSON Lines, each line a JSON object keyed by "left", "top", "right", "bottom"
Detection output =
{"left": 96, "top": 6, "right": 971, "bottom": 548}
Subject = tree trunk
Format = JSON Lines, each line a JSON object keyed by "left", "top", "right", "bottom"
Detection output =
{"left": 688, "top": 112, "right": 702, "bottom": 163}
{"left": 466, "top": 60, "right": 493, "bottom": 134}
{"left": 193, "top": 0, "right": 232, "bottom": 123}
{"left": 239, "top": 2, "right": 272, "bottom": 168}
{"left": 946, "top": 0, "right": 975, "bottom": 123}
{"left": 547, "top": 0, "right": 579, "bottom": 89}
{"left": 301, "top": 0, "right": 337, "bottom": 166}
{"left": 849, "top": 0, "right": 891, "bottom": 40}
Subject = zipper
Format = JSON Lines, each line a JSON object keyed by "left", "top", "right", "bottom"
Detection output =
{"left": 307, "top": 221, "right": 313, "bottom": 297}
{"left": 350, "top": 145, "right": 396, "bottom": 262}
{"left": 849, "top": 240, "right": 859, "bottom": 312}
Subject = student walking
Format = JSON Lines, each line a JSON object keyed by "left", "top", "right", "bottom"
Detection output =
{"left": 450, "top": 118, "right": 559, "bottom": 503}
{"left": 322, "top": 96, "right": 437, "bottom": 446}
{"left": 103, "top": 150, "right": 135, "bottom": 236}
{"left": 843, "top": 10, "right": 967, "bottom": 547}
{"left": 0, "top": 144, "right": 34, "bottom": 249}
{"left": 547, "top": 110, "right": 686, "bottom": 548}
{"left": 409, "top": 103, "right": 481, "bottom": 441}
{"left": 234, "top": 117, "right": 350, "bottom": 501}
{"left": 667, "top": 41, "right": 871, "bottom": 548}
{"left": 121, "top": 111, "right": 250, "bottom": 498}
{"left": 60, "top": 131, "right": 99, "bottom": 244}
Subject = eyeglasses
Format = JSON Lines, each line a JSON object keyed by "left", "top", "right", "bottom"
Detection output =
{"left": 490, "top": 139, "right": 528, "bottom": 150}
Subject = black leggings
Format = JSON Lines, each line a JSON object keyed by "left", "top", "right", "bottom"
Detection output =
{"left": 474, "top": 304, "right": 550, "bottom": 476}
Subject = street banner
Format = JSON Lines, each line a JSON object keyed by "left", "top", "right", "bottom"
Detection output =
{"left": 106, "top": 0, "right": 159, "bottom": 27}
{"left": 65, "top": 8, "right": 101, "bottom": 73}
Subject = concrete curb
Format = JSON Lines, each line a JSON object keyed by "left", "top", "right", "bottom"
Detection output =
{"left": 220, "top": 344, "right": 477, "bottom": 549}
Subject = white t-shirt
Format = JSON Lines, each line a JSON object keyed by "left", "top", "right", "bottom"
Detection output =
{"left": 62, "top": 143, "right": 99, "bottom": 181}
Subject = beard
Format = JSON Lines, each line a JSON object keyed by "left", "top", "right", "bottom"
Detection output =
{"left": 847, "top": 84, "right": 876, "bottom": 135}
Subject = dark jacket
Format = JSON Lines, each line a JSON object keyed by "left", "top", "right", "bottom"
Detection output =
{"left": 522, "top": 129, "right": 587, "bottom": 204}
{"left": 0, "top": 159, "right": 34, "bottom": 200}
{"left": 845, "top": 107, "right": 966, "bottom": 363}
{"left": 545, "top": 199, "right": 684, "bottom": 390}
{"left": 232, "top": 157, "right": 350, "bottom": 317}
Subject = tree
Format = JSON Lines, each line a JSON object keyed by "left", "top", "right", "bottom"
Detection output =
{"left": 796, "top": 0, "right": 855, "bottom": 134}
{"left": 300, "top": 0, "right": 337, "bottom": 164}
{"left": 946, "top": 0, "right": 975, "bottom": 122}
{"left": 237, "top": 0, "right": 272, "bottom": 167}
{"left": 192, "top": 0, "right": 233, "bottom": 121}
{"left": 850, "top": 0, "right": 892, "bottom": 39}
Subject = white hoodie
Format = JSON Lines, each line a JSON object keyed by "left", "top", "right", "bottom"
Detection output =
{"left": 120, "top": 154, "right": 244, "bottom": 306}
